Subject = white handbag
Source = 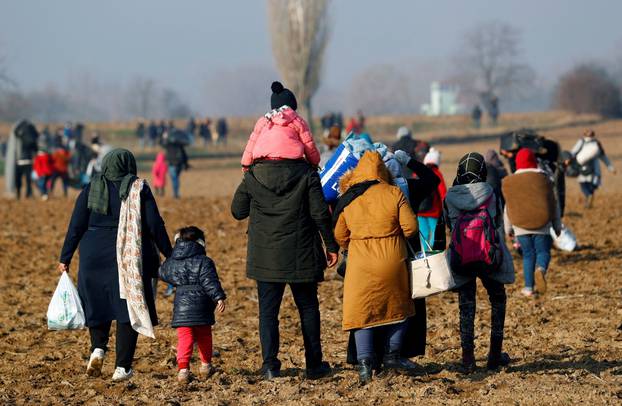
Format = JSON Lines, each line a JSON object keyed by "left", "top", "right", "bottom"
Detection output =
{"left": 409, "top": 236, "right": 456, "bottom": 299}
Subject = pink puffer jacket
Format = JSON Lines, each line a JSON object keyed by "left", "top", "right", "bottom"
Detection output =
{"left": 241, "top": 107, "right": 320, "bottom": 167}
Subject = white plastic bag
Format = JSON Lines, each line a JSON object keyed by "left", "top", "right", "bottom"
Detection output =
{"left": 47, "top": 271, "right": 85, "bottom": 330}
{"left": 550, "top": 224, "right": 577, "bottom": 252}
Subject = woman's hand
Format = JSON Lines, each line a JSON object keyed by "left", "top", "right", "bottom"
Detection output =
{"left": 58, "top": 263, "right": 68, "bottom": 274}
{"left": 216, "top": 300, "right": 226, "bottom": 313}
{"left": 326, "top": 251, "right": 339, "bottom": 268}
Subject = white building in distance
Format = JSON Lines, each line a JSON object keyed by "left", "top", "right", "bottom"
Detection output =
{"left": 421, "top": 81, "right": 464, "bottom": 116}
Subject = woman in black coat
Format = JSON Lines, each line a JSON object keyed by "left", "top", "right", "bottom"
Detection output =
{"left": 59, "top": 149, "right": 172, "bottom": 382}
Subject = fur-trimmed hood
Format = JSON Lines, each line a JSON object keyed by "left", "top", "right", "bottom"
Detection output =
{"left": 339, "top": 151, "right": 392, "bottom": 194}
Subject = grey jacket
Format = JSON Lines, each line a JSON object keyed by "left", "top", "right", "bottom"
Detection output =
{"left": 444, "top": 182, "right": 515, "bottom": 286}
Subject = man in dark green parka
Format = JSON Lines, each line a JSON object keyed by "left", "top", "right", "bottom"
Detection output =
{"left": 231, "top": 159, "right": 339, "bottom": 380}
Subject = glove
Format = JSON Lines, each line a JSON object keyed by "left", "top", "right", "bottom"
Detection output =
{"left": 394, "top": 150, "right": 411, "bottom": 166}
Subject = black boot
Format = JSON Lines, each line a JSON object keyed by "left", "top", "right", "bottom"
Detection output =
{"left": 357, "top": 358, "right": 373, "bottom": 385}
{"left": 382, "top": 351, "right": 418, "bottom": 372}
{"left": 487, "top": 336, "right": 510, "bottom": 370}
{"left": 306, "top": 361, "right": 331, "bottom": 380}
{"left": 461, "top": 348, "right": 476, "bottom": 374}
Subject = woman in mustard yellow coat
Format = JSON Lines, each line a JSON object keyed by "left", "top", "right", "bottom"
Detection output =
{"left": 333, "top": 151, "right": 418, "bottom": 383}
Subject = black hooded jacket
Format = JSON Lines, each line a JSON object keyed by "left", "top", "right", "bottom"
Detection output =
{"left": 231, "top": 160, "right": 339, "bottom": 283}
{"left": 159, "top": 240, "right": 226, "bottom": 327}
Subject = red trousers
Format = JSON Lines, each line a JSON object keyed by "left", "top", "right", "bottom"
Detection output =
{"left": 176, "top": 325, "right": 213, "bottom": 370}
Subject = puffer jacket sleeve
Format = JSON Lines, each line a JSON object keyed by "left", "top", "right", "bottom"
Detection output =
{"left": 231, "top": 176, "right": 251, "bottom": 220}
{"left": 241, "top": 118, "right": 267, "bottom": 167}
{"left": 199, "top": 258, "right": 226, "bottom": 302}
{"left": 294, "top": 116, "right": 321, "bottom": 166}
{"left": 307, "top": 171, "right": 339, "bottom": 253}
{"left": 158, "top": 259, "right": 176, "bottom": 285}
{"left": 398, "top": 191, "right": 418, "bottom": 238}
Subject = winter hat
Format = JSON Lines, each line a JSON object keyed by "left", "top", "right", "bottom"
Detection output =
{"left": 270, "top": 81, "right": 297, "bottom": 111}
{"left": 456, "top": 152, "right": 487, "bottom": 185}
{"left": 515, "top": 148, "right": 538, "bottom": 170}
{"left": 396, "top": 126, "right": 411, "bottom": 139}
{"left": 423, "top": 147, "right": 441, "bottom": 167}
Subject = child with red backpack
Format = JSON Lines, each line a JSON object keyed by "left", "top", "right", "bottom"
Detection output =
{"left": 444, "top": 152, "right": 515, "bottom": 373}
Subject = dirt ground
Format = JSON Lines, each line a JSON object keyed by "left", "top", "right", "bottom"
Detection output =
{"left": 1, "top": 119, "right": 621, "bottom": 405}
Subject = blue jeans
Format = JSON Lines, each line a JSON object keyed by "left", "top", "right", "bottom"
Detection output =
{"left": 417, "top": 216, "right": 438, "bottom": 250}
{"left": 168, "top": 165, "right": 181, "bottom": 198}
{"left": 516, "top": 234, "right": 552, "bottom": 289}
{"left": 354, "top": 321, "right": 407, "bottom": 362}
{"left": 37, "top": 176, "right": 48, "bottom": 196}
{"left": 580, "top": 182, "right": 596, "bottom": 197}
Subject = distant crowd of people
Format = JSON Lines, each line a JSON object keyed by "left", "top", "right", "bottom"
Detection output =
{"left": 135, "top": 117, "right": 229, "bottom": 149}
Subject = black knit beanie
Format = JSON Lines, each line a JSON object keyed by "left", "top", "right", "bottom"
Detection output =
{"left": 455, "top": 152, "right": 487, "bottom": 185}
{"left": 270, "top": 81, "right": 298, "bottom": 111}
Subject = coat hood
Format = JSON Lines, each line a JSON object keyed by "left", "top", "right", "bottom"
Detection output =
{"left": 339, "top": 151, "right": 392, "bottom": 193}
{"left": 248, "top": 160, "right": 310, "bottom": 195}
{"left": 171, "top": 239, "right": 206, "bottom": 260}
{"left": 266, "top": 106, "right": 298, "bottom": 127}
{"left": 445, "top": 182, "right": 493, "bottom": 211}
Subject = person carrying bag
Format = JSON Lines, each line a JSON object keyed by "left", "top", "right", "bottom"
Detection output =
{"left": 444, "top": 152, "right": 515, "bottom": 374}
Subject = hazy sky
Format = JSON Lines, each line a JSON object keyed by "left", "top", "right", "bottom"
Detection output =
{"left": 1, "top": 0, "right": 621, "bottom": 113}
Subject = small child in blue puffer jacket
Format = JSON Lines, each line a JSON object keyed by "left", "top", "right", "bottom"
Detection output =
{"left": 159, "top": 226, "right": 226, "bottom": 384}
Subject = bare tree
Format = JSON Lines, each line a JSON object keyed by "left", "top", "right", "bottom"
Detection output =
{"left": 125, "top": 76, "right": 156, "bottom": 119}
{"left": 454, "top": 21, "right": 535, "bottom": 106}
{"left": 267, "top": 0, "right": 330, "bottom": 132}
{"left": 555, "top": 63, "right": 621, "bottom": 117}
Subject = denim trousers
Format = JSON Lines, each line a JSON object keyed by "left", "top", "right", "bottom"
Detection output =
{"left": 354, "top": 320, "right": 408, "bottom": 362}
{"left": 517, "top": 234, "right": 552, "bottom": 289}
{"left": 168, "top": 165, "right": 181, "bottom": 198}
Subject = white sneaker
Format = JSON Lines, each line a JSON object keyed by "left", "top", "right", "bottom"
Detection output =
{"left": 177, "top": 368, "right": 190, "bottom": 384}
{"left": 86, "top": 348, "right": 105, "bottom": 377}
{"left": 199, "top": 362, "right": 213, "bottom": 379}
{"left": 111, "top": 367, "right": 134, "bottom": 382}
{"left": 521, "top": 287, "right": 534, "bottom": 297}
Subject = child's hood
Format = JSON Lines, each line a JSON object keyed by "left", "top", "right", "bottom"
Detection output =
{"left": 171, "top": 239, "right": 206, "bottom": 260}
{"left": 267, "top": 106, "right": 299, "bottom": 126}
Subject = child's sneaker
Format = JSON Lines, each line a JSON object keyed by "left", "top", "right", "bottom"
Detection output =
{"left": 535, "top": 267, "right": 547, "bottom": 295}
{"left": 111, "top": 367, "right": 133, "bottom": 382}
{"left": 86, "top": 348, "right": 105, "bottom": 377}
{"left": 199, "top": 363, "right": 213, "bottom": 379}
{"left": 177, "top": 368, "right": 190, "bottom": 384}
{"left": 521, "top": 287, "right": 534, "bottom": 297}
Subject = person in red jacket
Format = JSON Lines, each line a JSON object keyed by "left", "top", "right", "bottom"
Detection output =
{"left": 418, "top": 148, "right": 447, "bottom": 249}
{"left": 50, "top": 145, "right": 71, "bottom": 197}
{"left": 33, "top": 148, "right": 54, "bottom": 200}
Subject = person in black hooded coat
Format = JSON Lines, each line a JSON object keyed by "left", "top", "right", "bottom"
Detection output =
{"left": 231, "top": 159, "right": 339, "bottom": 380}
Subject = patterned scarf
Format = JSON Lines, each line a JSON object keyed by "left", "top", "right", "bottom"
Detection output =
{"left": 116, "top": 178, "right": 154, "bottom": 338}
